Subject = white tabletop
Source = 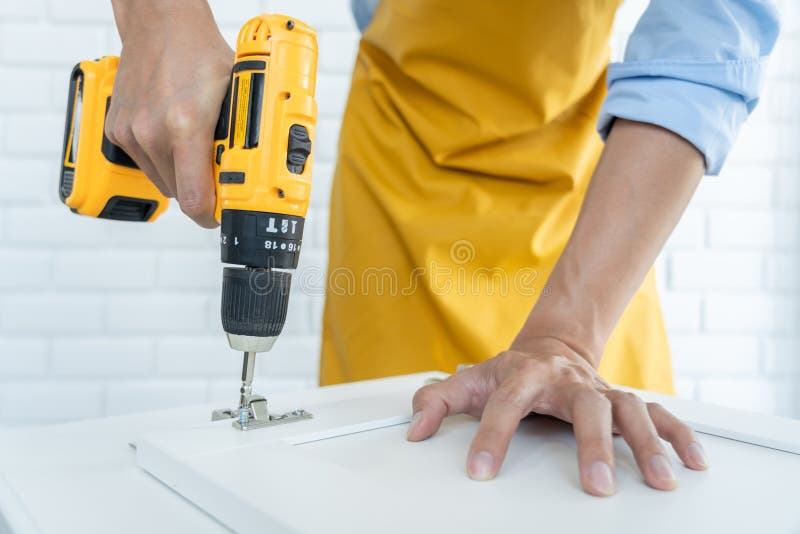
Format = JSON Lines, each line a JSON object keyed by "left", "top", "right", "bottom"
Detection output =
{"left": 1, "top": 372, "right": 799, "bottom": 534}
{"left": 0, "top": 373, "right": 434, "bottom": 534}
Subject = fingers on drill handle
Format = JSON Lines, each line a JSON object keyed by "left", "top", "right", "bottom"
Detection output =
{"left": 128, "top": 113, "right": 178, "bottom": 199}
{"left": 105, "top": 113, "right": 174, "bottom": 198}
{"left": 105, "top": 102, "right": 180, "bottom": 198}
{"left": 173, "top": 133, "right": 219, "bottom": 228}
{"left": 104, "top": 108, "right": 218, "bottom": 228}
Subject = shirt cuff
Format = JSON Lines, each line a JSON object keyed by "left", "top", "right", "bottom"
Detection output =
{"left": 597, "top": 63, "right": 759, "bottom": 176}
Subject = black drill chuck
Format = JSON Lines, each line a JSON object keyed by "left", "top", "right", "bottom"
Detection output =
{"left": 221, "top": 267, "right": 292, "bottom": 339}
{"left": 219, "top": 208, "right": 304, "bottom": 351}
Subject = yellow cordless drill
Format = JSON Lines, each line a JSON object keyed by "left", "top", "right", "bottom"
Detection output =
{"left": 59, "top": 15, "right": 318, "bottom": 430}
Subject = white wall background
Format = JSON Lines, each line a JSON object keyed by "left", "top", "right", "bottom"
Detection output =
{"left": 0, "top": 0, "right": 797, "bottom": 426}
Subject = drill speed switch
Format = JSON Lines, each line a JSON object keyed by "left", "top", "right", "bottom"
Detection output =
{"left": 287, "top": 125, "right": 312, "bottom": 174}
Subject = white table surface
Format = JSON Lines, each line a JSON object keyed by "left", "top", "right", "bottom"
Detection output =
{"left": 1, "top": 371, "right": 799, "bottom": 534}
{"left": 0, "top": 373, "right": 432, "bottom": 534}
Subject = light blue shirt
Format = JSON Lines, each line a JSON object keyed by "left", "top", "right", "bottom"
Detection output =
{"left": 350, "top": 0, "right": 780, "bottom": 175}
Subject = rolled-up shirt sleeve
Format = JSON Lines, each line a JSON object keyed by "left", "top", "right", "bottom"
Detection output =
{"left": 351, "top": 0, "right": 380, "bottom": 32}
{"left": 597, "top": 0, "right": 780, "bottom": 175}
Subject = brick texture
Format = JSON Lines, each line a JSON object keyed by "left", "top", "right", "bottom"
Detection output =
{"left": 0, "top": 0, "right": 797, "bottom": 426}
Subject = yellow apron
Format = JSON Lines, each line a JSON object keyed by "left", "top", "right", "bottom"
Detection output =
{"left": 321, "top": 0, "right": 674, "bottom": 394}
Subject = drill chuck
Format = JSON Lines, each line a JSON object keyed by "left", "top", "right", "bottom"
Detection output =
{"left": 221, "top": 266, "right": 292, "bottom": 353}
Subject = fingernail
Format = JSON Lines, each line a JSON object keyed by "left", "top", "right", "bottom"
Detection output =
{"left": 586, "top": 461, "right": 615, "bottom": 496}
{"left": 468, "top": 451, "right": 495, "bottom": 481}
{"left": 406, "top": 411, "right": 423, "bottom": 440}
{"left": 648, "top": 455, "right": 677, "bottom": 487}
{"left": 687, "top": 441, "right": 708, "bottom": 469}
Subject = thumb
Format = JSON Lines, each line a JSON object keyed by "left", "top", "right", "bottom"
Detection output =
{"left": 407, "top": 369, "right": 482, "bottom": 441}
{"left": 173, "top": 132, "right": 218, "bottom": 228}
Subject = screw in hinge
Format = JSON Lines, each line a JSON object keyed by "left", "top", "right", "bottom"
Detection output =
{"left": 238, "top": 406, "right": 250, "bottom": 428}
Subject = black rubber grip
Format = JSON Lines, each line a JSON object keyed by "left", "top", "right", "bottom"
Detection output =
{"left": 221, "top": 267, "right": 291, "bottom": 338}
{"left": 98, "top": 195, "right": 158, "bottom": 222}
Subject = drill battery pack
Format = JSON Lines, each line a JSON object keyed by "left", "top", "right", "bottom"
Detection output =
{"left": 59, "top": 56, "right": 169, "bottom": 222}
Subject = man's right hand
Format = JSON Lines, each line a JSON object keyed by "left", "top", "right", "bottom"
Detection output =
{"left": 106, "top": 0, "right": 233, "bottom": 228}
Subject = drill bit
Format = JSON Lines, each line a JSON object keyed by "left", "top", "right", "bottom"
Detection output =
{"left": 237, "top": 351, "right": 257, "bottom": 427}
{"left": 217, "top": 348, "right": 312, "bottom": 430}
{"left": 239, "top": 351, "right": 257, "bottom": 409}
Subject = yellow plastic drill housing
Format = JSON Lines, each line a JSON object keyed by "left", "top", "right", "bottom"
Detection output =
{"left": 214, "top": 14, "right": 318, "bottom": 222}
{"left": 59, "top": 14, "right": 318, "bottom": 227}
{"left": 60, "top": 56, "right": 169, "bottom": 221}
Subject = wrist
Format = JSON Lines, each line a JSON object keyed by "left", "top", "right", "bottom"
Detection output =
{"left": 513, "top": 263, "right": 610, "bottom": 367}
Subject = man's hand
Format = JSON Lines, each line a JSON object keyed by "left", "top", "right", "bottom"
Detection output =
{"left": 407, "top": 336, "right": 708, "bottom": 496}
{"left": 106, "top": 0, "right": 233, "bottom": 228}
{"left": 407, "top": 120, "right": 708, "bottom": 496}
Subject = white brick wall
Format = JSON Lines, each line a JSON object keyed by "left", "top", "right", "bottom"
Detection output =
{"left": 612, "top": 0, "right": 800, "bottom": 417}
{"left": 0, "top": 0, "right": 797, "bottom": 427}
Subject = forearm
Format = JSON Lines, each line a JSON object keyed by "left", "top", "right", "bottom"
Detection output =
{"left": 516, "top": 119, "right": 705, "bottom": 365}
{"left": 111, "top": 0, "right": 217, "bottom": 44}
